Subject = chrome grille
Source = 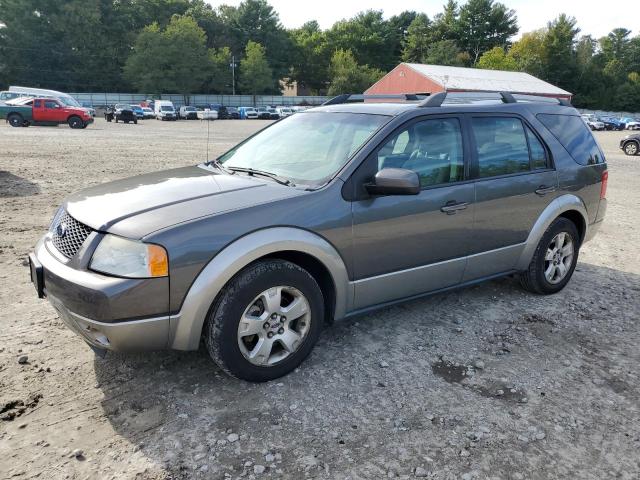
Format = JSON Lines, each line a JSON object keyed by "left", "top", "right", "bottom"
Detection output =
{"left": 50, "top": 210, "right": 93, "bottom": 258}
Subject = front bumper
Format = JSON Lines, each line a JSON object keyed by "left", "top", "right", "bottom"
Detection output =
{"left": 31, "top": 236, "right": 170, "bottom": 351}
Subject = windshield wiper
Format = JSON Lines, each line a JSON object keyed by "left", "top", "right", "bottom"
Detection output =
{"left": 206, "top": 158, "right": 231, "bottom": 174}
{"left": 226, "top": 167, "right": 294, "bottom": 186}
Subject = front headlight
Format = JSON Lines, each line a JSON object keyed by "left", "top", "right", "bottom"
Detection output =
{"left": 90, "top": 234, "right": 168, "bottom": 278}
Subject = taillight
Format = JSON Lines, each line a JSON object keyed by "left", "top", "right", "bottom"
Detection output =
{"left": 600, "top": 170, "right": 608, "bottom": 199}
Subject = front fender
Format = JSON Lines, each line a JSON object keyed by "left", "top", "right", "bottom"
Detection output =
{"left": 168, "top": 227, "right": 351, "bottom": 350}
{"left": 515, "top": 194, "right": 589, "bottom": 271}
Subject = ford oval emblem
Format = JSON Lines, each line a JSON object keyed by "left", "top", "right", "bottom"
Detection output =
{"left": 56, "top": 222, "right": 68, "bottom": 238}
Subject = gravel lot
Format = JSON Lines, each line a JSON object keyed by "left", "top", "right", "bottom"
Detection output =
{"left": 1, "top": 118, "right": 639, "bottom": 480}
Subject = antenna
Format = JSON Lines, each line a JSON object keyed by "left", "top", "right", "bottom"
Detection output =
{"left": 206, "top": 117, "right": 210, "bottom": 161}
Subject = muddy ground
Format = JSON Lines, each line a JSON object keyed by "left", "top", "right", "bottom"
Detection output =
{"left": 0, "top": 119, "right": 639, "bottom": 480}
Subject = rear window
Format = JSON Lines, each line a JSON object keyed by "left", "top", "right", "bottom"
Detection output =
{"left": 537, "top": 114, "right": 604, "bottom": 165}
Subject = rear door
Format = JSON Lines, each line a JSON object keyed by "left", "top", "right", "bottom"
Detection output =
{"left": 350, "top": 115, "right": 475, "bottom": 309}
{"left": 464, "top": 114, "right": 558, "bottom": 281}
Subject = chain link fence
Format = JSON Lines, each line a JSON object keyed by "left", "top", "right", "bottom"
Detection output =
{"left": 70, "top": 93, "right": 328, "bottom": 108}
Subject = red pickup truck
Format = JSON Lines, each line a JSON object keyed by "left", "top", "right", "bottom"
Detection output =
{"left": 0, "top": 97, "right": 93, "bottom": 129}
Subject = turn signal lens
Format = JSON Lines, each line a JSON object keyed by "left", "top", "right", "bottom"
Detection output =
{"left": 148, "top": 244, "right": 169, "bottom": 277}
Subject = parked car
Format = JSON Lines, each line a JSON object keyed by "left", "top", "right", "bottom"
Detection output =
{"left": 266, "top": 107, "right": 280, "bottom": 120}
{"left": 142, "top": 107, "right": 155, "bottom": 119}
{"left": 0, "top": 97, "right": 93, "bottom": 128}
{"left": 197, "top": 108, "right": 218, "bottom": 120}
{"left": 597, "top": 117, "right": 624, "bottom": 130}
{"left": 620, "top": 117, "right": 640, "bottom": 130}
{"left": 209, "top": 104, "right": 230, "bottom": 119}
{"left": 227, "top": 107, "right": 241, "bottom": 119}
{"left": 28, "top": 92, "right": 607, "bottom": 382}
{"left": 239, "top": 107, "right": 259, "bottom": 119}
{"left": 256, "top": 106, "right": 271, "bottom": 119}
{"left": 109, "top": 105, "right": 137, "bottom": 124}
{"left": 620, "top": 133, "right": 640, "bottom": 155}
{"left": 581, "top": 114, "right": 604, "bottom": 131}
{"left": 276, "top": 106, "right": 293, "bottom": 117}
{"left": 129, "top": 105, "right": 144, "bottom": 119}
{"left": 154, "top": 100, "right": 176, "bottom": 121}
{"left": 179, "top": 106, "right": 198, "bottom": 120}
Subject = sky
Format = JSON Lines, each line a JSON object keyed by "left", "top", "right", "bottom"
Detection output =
{"left": 206, "top": 0, "right": 639, "bottom": 39}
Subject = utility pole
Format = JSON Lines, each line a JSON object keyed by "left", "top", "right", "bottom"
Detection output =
{"left": 230, "top": 55, "right": 238, "bottom": 95}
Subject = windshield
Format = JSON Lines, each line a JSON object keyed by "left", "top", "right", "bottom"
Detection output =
{"left": 218, "top": 112, "right": 388, "bottom": 186}
{"left": 161, "top": 105, "right": 174, "bottom": 111}
{"left": 59, "top": 96, "right": 81, "bottom": 107}
{"left": 185, "top": 107, "right": 196, "bottom": 111}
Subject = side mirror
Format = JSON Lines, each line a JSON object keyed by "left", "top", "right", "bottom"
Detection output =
{"left": 365, "top": 168, "right": 420, "bottom": 196}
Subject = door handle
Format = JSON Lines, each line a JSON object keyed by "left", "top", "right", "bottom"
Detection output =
{"left": 440, "top": 201, "right": 468, "bottom": 215}
{"left": 535, "top": 185, "right": 557, "bottom": 196}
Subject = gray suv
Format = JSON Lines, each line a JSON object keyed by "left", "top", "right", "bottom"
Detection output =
{"left": 29, "top": 92, "right": 608, "bottom": 381}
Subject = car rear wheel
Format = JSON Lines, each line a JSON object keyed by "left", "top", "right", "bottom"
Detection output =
{"left": 204, "top": 259, "right": 324, "bottom": 382}
{"left": 624, "top": 141, "right": 639, "bottom": 155}
{"left": 8, "top": 113, "right": 24, "bottom": 127}
{"left": 520, "top": 217, "right": 579, "bottom": 295}
{"left": 68, "top": 116, "right": 83, "bottom": 129}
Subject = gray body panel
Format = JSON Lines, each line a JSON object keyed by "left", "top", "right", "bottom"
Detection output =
{"left": 32, "top": 100, "right": 607, "bottom": 352}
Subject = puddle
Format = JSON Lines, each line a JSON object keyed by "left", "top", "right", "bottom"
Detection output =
{"left": 431, "top": 359, "right": 470, "bottom": 383}
{"left": 432, "top": 359, "right": 527, "bottom": 403}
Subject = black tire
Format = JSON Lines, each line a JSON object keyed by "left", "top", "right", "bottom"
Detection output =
{"left": 8, "top": 113, "right": 23, "bottom": 127}
{"left": 68, "top": 116, "right": 83, "bottom": 129}
{"left": 134, "top": 119, "right": 138, "bottom": 124}
{"left": 115, "top": 117, "right": 119, "bottom": 123}
{"left": 204, "top": 259, "right": 324, "bottom": 382}
{"left": 623, "top": 141, "right": 639, "bottom": 156}
{"left": 520, "top": 217, "right": 580, "bottom": 295}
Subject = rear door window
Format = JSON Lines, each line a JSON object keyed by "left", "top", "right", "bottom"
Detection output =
{"left": 471, "top": 117, "right": 530, "bottom": 177}
{"left": 536, "top": 114, "right": 603, "bottom": 165}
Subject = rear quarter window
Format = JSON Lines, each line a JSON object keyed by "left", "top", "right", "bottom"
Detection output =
{"left": 536, "top": 114, "right": 604, "bottom": 166}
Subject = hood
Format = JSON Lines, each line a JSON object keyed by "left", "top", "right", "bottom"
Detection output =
{"left": 64, "top": 166, "right": 304, "bottom": 238}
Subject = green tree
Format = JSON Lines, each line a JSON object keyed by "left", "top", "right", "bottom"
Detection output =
{"left": 288, "top": 21, "right": 331, "bottom": 94}
{"left": 431, "top": 0, "right": 460, "bottom": 41}
{"left": 208, "top": 46, "right": 234, "bottom": 94}
{"left": 509, "top": 30, "right": 546, "bottom": 78}
{"left": 401, "top": 14, "right": 433, "bottom": 62}
{"left": 542, "top": 14, "right": 579, "bottom": 90}
{"left": 457, "top": 0, "right": 518, "bottom": 64}
{"left": 424, "top": 40, "right": 468, "bottom": 66}
{"left": 219, "top": 0, "right": 292, "bottom": 85}
{"left": 124, "top": 16, "right": 211, "bottom": 94}
{"left": 327, "top": 49, "right": 383, "bottom": 95}
{"left": 238, "top": 41, "right": 273, "bottom": 94}
{"left": 327, "top": 10, "right": 396, "bottom": 71}
{"left": 477, "top": 46, "right": 517, "bottom": 70}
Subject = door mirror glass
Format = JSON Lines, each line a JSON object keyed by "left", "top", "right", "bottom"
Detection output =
{"left": 366, "top": 168, "right": 420, "bottom": 196}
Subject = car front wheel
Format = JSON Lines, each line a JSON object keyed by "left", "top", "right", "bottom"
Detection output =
{"left": 520, "top": 217, "right": 579, "bottom": 294}
{"left": 204, "top": 259, "right": 324, "bottom": 382}
{"left": 68, "top": 116, "right": 83, "bottom": 129}
{"left": 624, "top": 141, "right": 639, "bottom": 156}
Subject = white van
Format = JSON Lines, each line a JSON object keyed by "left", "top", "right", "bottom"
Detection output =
{"left": 1, "top": 86, "right": 86, "bottom": 112}
{"left": 154, "top": 100, "right": 176, "bottom": 121}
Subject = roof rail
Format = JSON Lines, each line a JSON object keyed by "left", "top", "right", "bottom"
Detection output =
{"left": 322, "top": 93, "right": 422, "bottom": 106}
{"left": 418, "top": 91, "right": 572, "bottom": 107}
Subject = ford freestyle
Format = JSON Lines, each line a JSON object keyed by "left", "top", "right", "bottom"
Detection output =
{"left": 29, "top": 92, "right": 607, "bottom": 381}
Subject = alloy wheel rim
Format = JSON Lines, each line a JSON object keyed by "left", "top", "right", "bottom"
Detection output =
{"left": 626, "top": 143, "right": 638, "bottom": 155}
{"left": 544, "top": 232, "right": 574, "bottom": 284}
{"left": 237, "top": 286, "right": 311, "bottom": 366}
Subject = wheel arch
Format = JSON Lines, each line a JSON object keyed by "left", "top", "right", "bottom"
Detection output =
{"left": 168, "top": 227, "right": 351, "bottom": 350}
{"left": 623, "top": 139, "right": 639, "bottom": 153}
{"left": 515, "top": 194, "right": 589, "bottom": 271}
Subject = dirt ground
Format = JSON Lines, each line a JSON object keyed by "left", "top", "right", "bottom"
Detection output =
{"left": 0, "top": 118, "right": 639, "bottom": 480}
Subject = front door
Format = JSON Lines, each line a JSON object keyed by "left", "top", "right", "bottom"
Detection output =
{"left": 463, "top": 114, "right": 558, "bottom": 281}
{"left": 350, "top": 116, "right": 475, "bottom": 310}
{"left": 43, "top": 99, "right": 65, "bottom": 123}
